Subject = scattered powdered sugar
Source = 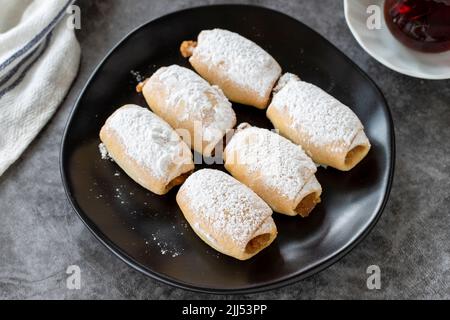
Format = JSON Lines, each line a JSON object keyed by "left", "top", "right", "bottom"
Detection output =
{"left": 99, "top": 143, "right": 113, "bottom": 161}
{"left": 180, "top": 169, "right": 272, "bottom": 250}
{"left": 152, "top": 65, "right": 236, "bottom": 144}
{"left": 194, "top": 29, "right": 282, "bottom": 99}
{"left": 225, "top": 126, "right": 317, "bottom": 200}
{"left": 273, "top": 73, "right": 301, "bottom": 94}
{"left": 105, "top": 105, "right": 192, "bottom": 182}
{"left": 146, "top": 232, "right": 184, "bottom": 258}
{"left": 130, "top": 70, "right": 145, "bottom": 83}
{"left": 270, "top": 80, "right": 364, "bottom": 153}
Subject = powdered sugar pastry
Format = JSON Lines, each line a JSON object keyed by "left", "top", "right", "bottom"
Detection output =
{"left": 271, "top": 80, "right": 364, "bottom": 153}
{"left": 181, "top": 169, "right": 272, "bottom": 250}
{"left": 226, "top": 126, "right": 317, "bottom": 200}
{"left": 106, "top": 105, "right": 190, "bottom": 182}
{"left": 155, "top": 65, "right": 235, "bottom": 143}
{"left": 194, "top": 29, "right": 282, "bottom": 99}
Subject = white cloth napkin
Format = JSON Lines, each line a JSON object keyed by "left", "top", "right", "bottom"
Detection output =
{"left": 0, "top": 0, "right": 81, "bottom": 176}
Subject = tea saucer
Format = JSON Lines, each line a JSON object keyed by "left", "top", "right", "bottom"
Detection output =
{"left": 344, "top": 0, "right": 450, "bottom": 80}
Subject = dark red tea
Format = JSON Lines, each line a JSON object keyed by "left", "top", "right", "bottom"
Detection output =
{"left": 385, "top": 0, "right": 450, "bottom": 53}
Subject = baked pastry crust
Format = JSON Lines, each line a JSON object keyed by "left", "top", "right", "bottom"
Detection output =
{"left": 224, "top": 124, "right": 322, "bottom": 217}
{"left": 267, "top": 74, "right": 371, "bottom": 171}
{"left": 181, "top": 29, "right": 282, "bottom": 109}
{"left": 100, "top": 105, "right": 194, "bottom": 195}
{"left": 176, "top": 169, "right": 277, "bottom": 260}
{"left": 138, "top": 65, "right": 236, "bottom": 157}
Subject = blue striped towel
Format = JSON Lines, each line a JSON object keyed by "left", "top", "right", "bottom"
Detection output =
{"left": 0, "top": 0, "right": 80, "bottom": 176}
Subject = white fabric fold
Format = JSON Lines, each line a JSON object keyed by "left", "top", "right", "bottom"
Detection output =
{"left": 0, "top": 0, "right": 81, "bottom": 176}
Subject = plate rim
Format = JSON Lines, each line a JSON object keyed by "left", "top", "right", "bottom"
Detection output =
{"left": 343, "top": 0, "right": 450, "bottom": 80}
{"left": 60, "top": 3, "right": 396, "bottom": 294}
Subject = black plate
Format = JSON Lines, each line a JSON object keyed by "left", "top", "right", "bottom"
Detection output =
{"left": 61, "top": 5, "right": 395, "bottom": 294}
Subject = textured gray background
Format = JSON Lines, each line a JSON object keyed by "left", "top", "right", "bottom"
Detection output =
{"left": 0, "top": 0, "right": 449, "bottom": 300}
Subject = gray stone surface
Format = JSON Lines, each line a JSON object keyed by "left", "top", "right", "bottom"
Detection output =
{"left": 0, "top": 0, "right": 449, "bottom": 300}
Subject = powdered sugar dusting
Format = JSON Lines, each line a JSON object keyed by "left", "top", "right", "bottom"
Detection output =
{"left": 270, "top": 80, "right": 364, "bottom": 153}
{"left": 146, "top": 231, "right": 185, "bottom": 258}
{"left": 180, "top": 169, "right": 272, "bottom": 250}
{"left": 152, "top": 65, "right": 236, "bottom": 144}
{"left": 104, "top": 105, "right": 192, "bottom": 182}
{"left": 225, "top": 126, "right": 317, "bottom": 200}
{"left": 273, "top": 73, "right": 301, "bottom": 94}
{"left": 99, "top": 143, "right": 112, "bottom": 161}
{"left": 194, "top": 29, "right": 282, "bottom": 99}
